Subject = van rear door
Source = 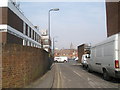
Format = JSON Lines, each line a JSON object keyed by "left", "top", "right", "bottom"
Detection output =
{"left": 118, "top": 34, "right": 120, "bottom": 68}
{"left": 115, "top": 34, "right": 120, "bottom": 69}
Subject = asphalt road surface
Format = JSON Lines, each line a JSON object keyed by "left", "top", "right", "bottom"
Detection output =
{"left": 26, "top": 60, "right": 120, "bottom": 89}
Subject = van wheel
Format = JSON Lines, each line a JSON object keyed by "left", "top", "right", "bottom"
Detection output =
{"left": 103, "top": 70, "right": 111, "bottom": 81}
{"left": 87, "top": 66, "right": 92, "bottom": 73}
{"left": 82, "top": 65, "right": 84, "bottom": 68}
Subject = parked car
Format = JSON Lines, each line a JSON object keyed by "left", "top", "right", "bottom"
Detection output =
{"left": 75, "top": 57, "right": 78, "bottom": 61}
{"left": 54, "top": 56, "right": 68, "bottom": 63}
{"left": 87, "top": 33, "right": 120, "bottom": 80}
{"left": 81, "top": 54, "right": 90, "bottom": 68}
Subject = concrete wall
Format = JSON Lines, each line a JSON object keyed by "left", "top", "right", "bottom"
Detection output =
{"left": 2, "top": 44, "right": 50, "bottom": 88}
{"left": 106, "top": 2, "right": 120, "bottom": 37}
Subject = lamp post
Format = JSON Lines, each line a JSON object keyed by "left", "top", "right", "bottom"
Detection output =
{"left": 53, "top": 37, "right": 55, "bottom": 57}
{"left": 48, "top": 8, "right": 59, "bottom": 42}
{"left": 53, "top": 36, "right": 58, "bottom": 57}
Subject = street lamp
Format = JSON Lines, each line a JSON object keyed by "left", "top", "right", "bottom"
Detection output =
{"left": 48, "top": 8, "right": 59, "bottom": 40}
{"left": 53, "top": 36, "right": 58, "bottom": 57}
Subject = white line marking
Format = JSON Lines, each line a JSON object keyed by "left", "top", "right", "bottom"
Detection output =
{"left": 87, "top": 77, "right": 91, "bottom": 81}
{"left": 73, "top": 71, "right": 82, "bottom": 78}
{"left": 57, "top": 65, "right": 60, "bottom": 88}
{"left": 88, "top": 81, "right": 96, "bottom": 88}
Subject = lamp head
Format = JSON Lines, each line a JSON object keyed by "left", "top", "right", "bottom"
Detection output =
{"left": 53, "top": 8, "right": 59, "bottom": 11}
{"left": 50, "top": 8, "right": 59, "bottom": 11}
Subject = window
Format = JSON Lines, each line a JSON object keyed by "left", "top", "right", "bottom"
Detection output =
{"left": 25, "top": 24, "right": 28, "bottom": 36}
{"left": 31, "top": 29, "right": 33, "bottom": 39}
{"left": 44, "top": 39, "right": 49, "bottom": 45}
{"left": 29, "top": 28, "right": 31, "bottom": 37}
{"left": 33, "top": 30, "right": 34, "bottom": 39}
{"left": 37, "top": 35, "right": 39, "bottom": 42}
{"left": 29, "top": 42, "right": 31, "bottom": 46}
{"left": 36, "top": 34, "right": 38, "bottom": 42}
{"left": 23, "top": 22, "right": 26, "bottom": 35}
{"left": 37, "top": 35, "right": 40, "bottom": 42}
{"left": 34, "top": 32, "right": 36, "bottom": 40}
{"left": 38, "top": 36, "right": 40, "bottom": 43}
{"left": 28, "top": 27, "right": 30, "bottom": 37}
{"left": 36, "top": 33, "right": 37, "bottom": 41}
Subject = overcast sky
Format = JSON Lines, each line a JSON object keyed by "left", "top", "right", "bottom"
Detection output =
{"left": 20, "top": 2, "right": 107, "bottom": 49}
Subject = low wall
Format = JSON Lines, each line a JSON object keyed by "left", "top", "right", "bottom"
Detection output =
{"left": 2, "top": 44, "right": 50, "bottom": 88}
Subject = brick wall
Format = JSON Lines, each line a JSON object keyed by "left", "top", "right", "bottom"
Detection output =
{"left": 78, "top": 44, "right": 85, "bottom": 63}
{"left": 2, "top": 44, "right": 50, "bottom": 88}
{"left": 106, "top": 2, "right": 120, "bottom": 37}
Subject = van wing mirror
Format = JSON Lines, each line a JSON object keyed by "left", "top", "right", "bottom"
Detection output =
{"left": 86, "top": 55, "right": 90, "bottom": 58}
{"left": 88, "top": 55, "right": 90, "bottom": 58}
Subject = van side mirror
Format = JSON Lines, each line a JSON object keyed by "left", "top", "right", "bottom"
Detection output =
{"left": 86, "top": 55, "right": 90, "bottom": 58}
{"left": 88, "top": 55, "right": 90, "bottom": 58}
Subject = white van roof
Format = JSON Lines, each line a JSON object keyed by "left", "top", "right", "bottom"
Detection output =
{"left": 92, "top": 33, "right": 119, "bottom": 48}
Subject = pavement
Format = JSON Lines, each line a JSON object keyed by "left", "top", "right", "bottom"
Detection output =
{"left": 26, "top": 60, "right": 120, "bottom": 89}
{"left": 25, "top": 64, "right": 55, "bottom": 88}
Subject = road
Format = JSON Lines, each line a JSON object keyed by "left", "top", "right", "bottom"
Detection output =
{"left": 26, "top": 60, "right": 120, "bottom": 88}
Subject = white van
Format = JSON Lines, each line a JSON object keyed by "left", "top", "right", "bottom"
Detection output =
{"left": 81, "top": 54, "right": 90, "bottom": 68}
{"left": 54, "top": 56, "right": 68, "bottom": 63}
{"left": 87, "top": 33, "right": 120, "bottom": 80}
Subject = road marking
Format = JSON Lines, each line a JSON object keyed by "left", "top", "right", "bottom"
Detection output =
{"left": 73, "top": 70, "right": 96, "bottom": 88}
{"left": 88, "top": 77, "right": 101, "bottom": 88}
{"left": 57, "top": 72, "right": 60, "bottom": 88}
{"left": 73, "top": 71, "right": 82, "bottom": 78}
{"left": 88, "top": 81, "right": 96, "bottom": 88}
{"left": 57, "top": 65, "right": 60, "bottom": 88}
{"left": 87, "top": 78, "right": 95, "bottom": 88}
{"left": 59, "top": 70, "right": 63, "bottom": 88}
{"left": 87, "top": 77, "right": 91, "bottom": 81}
{"left": 62, "top": 75, "right": 66, "bottom": 79}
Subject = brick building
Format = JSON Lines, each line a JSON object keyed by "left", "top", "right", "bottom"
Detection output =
{"left": 106, "top": 1, "right": 120, "bottom": 37}
{"left": 0, "top": 0, "right": 41, "bottom": 48}
{"left": 77, "top": 44, "right": 91, "bottom": 63}
{"left": 54, "top": 49, "right": 78, "bottom": 59}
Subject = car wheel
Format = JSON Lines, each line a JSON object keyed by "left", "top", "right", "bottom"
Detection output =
{"left": 103, "top": 69, "right": 111, "bottom": 81}
{"left": 64, "top": 60, "right": 67, "bottom": 62}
